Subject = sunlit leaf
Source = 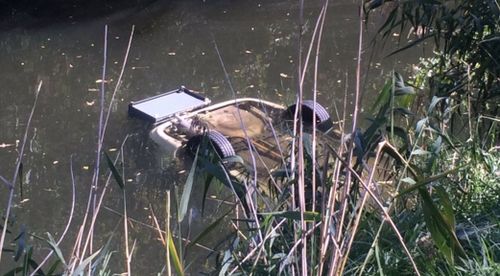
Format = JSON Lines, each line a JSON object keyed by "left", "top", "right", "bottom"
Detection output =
{"left": 401, "top": 177, "right": 416, "bottom": 185}
{"left": 167, "top": 229, "right": 184, "bottom": 276}
{"left": 398, "top": 165, "right": 467, "bottom": 196}
{"left": 222, "top": 155, "right": 245, "bottom": 165}
{"left": 415, "top": 118, "right": 428, "bottom": 135}
{"left": 394, "top": 72, "right": 415, "bottom": 96}
{"left": 431, "top": 136, "right": 443, "bottom": 155}
{"left": 47, "top": 232, "right": 67, "bottom": 267}
{"left": 73, "top": 249, "right": 102, "bottom": 276}
{"left": 428, "top": 96, "right": 446, "bottom": 114}
{"left": 179, "top": 146, "right": 199, "bottom": 222}
{"left": 411, "top": 149, "right": 430, "bottom": 155}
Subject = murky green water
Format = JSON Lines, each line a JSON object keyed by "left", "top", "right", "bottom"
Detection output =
{"left": 0, "top": 0, "right": 417, "bottom": 273}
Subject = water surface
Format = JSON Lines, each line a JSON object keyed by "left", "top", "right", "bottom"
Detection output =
{"left": 0, "top": 0, "right": 416, "bottom": 273}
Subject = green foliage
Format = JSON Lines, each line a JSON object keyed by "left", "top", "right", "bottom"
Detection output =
{"left": 366, "top": 0, "right": 500, "bottom": 141}
{"left": 1, "top": 220, "right": 62, "bottom": 275}
{"left": 167, "top": 229, "right": 184, "bottom": 276}
{"left": 454, "top": 146, "right": 500, "bottom": 217}
{"left": 357, "top": 66, "right": 499, "bottom": 273}
{"left": 359, "top": 5, "right": 499, "bottom": 270}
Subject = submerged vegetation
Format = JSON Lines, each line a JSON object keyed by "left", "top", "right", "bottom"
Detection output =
{"left": 1, "top": 0, "right": 499, "bottom": 275}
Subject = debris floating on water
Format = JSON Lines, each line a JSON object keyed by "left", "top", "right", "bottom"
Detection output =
{"left": 0, "top": 143, "right": 14, "bottom": 148}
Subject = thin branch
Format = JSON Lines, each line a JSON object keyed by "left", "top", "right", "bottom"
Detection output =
{"left": 0, "top": 174, "right": 12, "bottom": 189}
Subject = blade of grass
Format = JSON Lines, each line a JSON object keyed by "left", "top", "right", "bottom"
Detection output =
{"left": 168, "top": 229, "right": 184, "bottom": 276}
{"left": 187, "top": 209, "right": 232, "bottom": 250}
{"left": 397, "top": 165, "right": 467, "bottom": 196}
{"left": 47, "top": 232, "right": 67, "bottom": 267}
{"left": 104, "top": 151, "right": 124, "bottom": 190}
{"left": 179, "top": 147, "right": 199, "bottom": 222}
{"left": 73, "top": 248, "right": 102, "bottom": 276}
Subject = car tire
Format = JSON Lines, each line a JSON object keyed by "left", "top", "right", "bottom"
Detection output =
{"left": 187, "top": 130, "right": 236, "bottom": 158}
{"left": 285, "top": 100, "right": 333, "bottom": 132}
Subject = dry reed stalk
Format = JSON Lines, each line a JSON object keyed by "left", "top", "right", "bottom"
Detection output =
{"left": 69, "top": 136, "right": 129, "bottom": 273}
{"left": 336, "top": 3, "right": 366, "bottom": 259}
{"left": 318, "top": 98, "right": 348, "bottom": 274}
{"left": 312, "top": 0, "right": 329, "bottom": 215}
{"left": 102, "top": 25, "right": 135, "bottom": 140}
{"left": 357, "top": 134, "right": 425, "bottom": 275}
{"left": 121, "top": 143, "right": 132, "bottom": 275}
{"left": 229, "top": 218, "right": 288, "bottom": 274}
{"left": 30, "top": 155, "right": 77, "bottom": 275}
{"left": 338, "top": 142, "right": 386, "bottom": 273}
{"left": 70, "top": 25, "right": 109, "bottom": 270}
{"left": 327, "top": 141, "right": 421, "bottom": 275}
{"left": 69, "top": 25, "right": 134, "bottom": 273}
{"left": 165, "top": 191, "right": 171, "bottom": 276}
{"left": 212, "top": 38, "right": 264, "bottom": 246}
{"left": 148, "top": 198, "right": 172, "bottom": 275}
{"left": 296, "top": 1, "right": 307, "bottom": 274}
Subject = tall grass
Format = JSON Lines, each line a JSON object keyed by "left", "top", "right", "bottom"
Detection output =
{"left": 1, "top": 0, "right": 498, "bottom": 275}
{"left": 170, "top": 1, "right": 498, "bottom": 275}
{"left": 0, "top": 25, "right": 137, "bottom": 275}
{"left": 168, "top": 1, "right": 420, "bottom": 275}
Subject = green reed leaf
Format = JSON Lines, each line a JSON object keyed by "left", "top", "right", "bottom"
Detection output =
{"left": 104, "top": 151, "right": 124, "bottom": 190}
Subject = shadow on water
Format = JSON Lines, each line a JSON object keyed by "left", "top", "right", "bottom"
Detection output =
{"left": 0, "top": 0, "right": 170, "bottom": 30}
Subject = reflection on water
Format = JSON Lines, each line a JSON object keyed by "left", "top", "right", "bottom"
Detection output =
{"left": 0, "top": 0, "right": 415, "bottom": 273}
